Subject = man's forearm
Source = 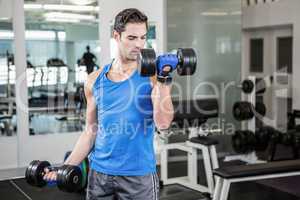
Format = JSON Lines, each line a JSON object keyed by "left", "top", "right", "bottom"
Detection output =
{"left": 64, "top": 131, "right": 96, "bottom": 166}
{"left": 152, "top": 82, "right": 174, "bottom": 130}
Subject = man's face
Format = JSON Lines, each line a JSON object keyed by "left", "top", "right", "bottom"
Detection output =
{"left": 114, "top": 22, "right": 147, "bottom": 61}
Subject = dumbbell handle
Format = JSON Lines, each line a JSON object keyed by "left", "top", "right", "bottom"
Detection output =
{"left": 42, "top": 166, "right": 60, "bottom": 186}
{"left": 47, "top": 166, "right": 59, "bottom": 172}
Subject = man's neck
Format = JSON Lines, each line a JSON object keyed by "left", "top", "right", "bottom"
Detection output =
{"left": 112, "top": 56, "right": 137, "bottom": 73}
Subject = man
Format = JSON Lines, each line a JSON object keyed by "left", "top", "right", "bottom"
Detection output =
{"left": 44, "top": 8, "right": 174, "bottom": 200}
{"left": 81, "top": 45, "right": 97, "bottom": 74}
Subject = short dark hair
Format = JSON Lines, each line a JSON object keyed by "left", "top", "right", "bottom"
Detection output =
{"left": 113, "top": 8, "right": 148, "bottom": 34}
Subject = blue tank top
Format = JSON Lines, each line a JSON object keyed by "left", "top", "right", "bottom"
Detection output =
{"left": 90, "top": 62, "right": 156, "bottom": 176}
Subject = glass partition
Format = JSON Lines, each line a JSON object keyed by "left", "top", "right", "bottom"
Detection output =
{"left": 167, "top": 0, "right": 242, "bottom": 134}
{"left": 24, "top": 2, "right": 99, "bottom": 135}
{"left": 0, "top": 20, "right": 17, "bottom": 137}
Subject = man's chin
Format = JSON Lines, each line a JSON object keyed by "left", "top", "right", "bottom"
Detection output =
{"left": 127, "top": 55, "right": 138, "bottom": 61}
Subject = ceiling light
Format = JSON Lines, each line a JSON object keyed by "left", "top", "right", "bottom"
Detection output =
{"left": 43, "top": 4, "right": 97, "bottom": 12}
{"left": 0, "top": 17, "right": 10, "bottom": 21}
{"left": 0, "top": 30, "right": 62, "bottom": 40}
{"left": 67, "top": 0, "right": 96, "bottom": 6}
{"left": 201, "top": 12, "right": 228, "bottom": 16}
{"left": 25, "top": 30, "right": 56, "bottom": 40}
{"left": 45, "top": 18, "right": 80, "bottom": 23}
{"left": 44, "top": 12, "right": 95, "bottom": 20}
{"left": 230, "top": 11, "right": 242, "bottom": 15}
{"left": 24, "top": 4, "right": 43, "bottom": 10}
{"left": 24, "top": 4, "right": 99, "bottom": 12}
{"left": 0, "top": 31, "right": 14, "bottom": 39}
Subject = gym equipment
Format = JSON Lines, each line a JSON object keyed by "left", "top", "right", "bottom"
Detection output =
{"left": 231, "top": 127, "right": 276, "bottom": 154}
{"left": 239, "top": 78, "right": 266, "bottom": 94}
{"left": 265, "top": 127, "right": 300, "bottom": 161}
{"left": 46, "top": 58, "right": 67, "bottom": 67}
{"left": 232, "top": 130, "right": 256, "bottom": 154}
{"left": 233, "top": 101, "right": 266, "bottom": 121}
{"left": 0, "top": 115, "right": 14, "bottom": 136}
{"left": 25, "top": 160, "right": 82, "bottom": 193}
{"left": 172, "top": 98, "right": 218, "bottom": 129}
{"left": 287, "top": 110, "right": 300, "bottom": 130}
{"left": 255, "top": 102, "right": 266, "bottom": 117}
{"left": 64, "top": 151, "right": 89, "bottom": 190}
{"left": 160, "top": 98, "right": 219, "bottom": 197}
{"left": 212, "top": 160, "right": 300, "bottom": 200}
{"left": 138, "top": 48, "right": 197, "bottom": 77}
{"left": 233, "top": 101, "right": 254, "bottom": 121}
{"left": 241, "top": 79, "right": 254, "bottom": 94}
{"left": 138, "top": 49, "right": 157, "bottom": 76}
{"left": 255, "top": 78, "right": 266, "bottom": 94}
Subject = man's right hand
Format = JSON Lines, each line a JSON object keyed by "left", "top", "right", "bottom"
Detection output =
{"left": 43, "top": 168, "right": 58, "bottom": 182}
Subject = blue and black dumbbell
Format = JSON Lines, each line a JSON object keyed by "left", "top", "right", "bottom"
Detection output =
{"left": 138, "top": 48, "right": 197, "bottom": 78}
{"left": 25, "top": 160, "right": 83, "bottom": 193}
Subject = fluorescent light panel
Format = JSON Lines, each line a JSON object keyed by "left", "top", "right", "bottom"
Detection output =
{"left": 201, "top": 12, "right": 228, "bottom": 16}
{"left": 0, "top": 31, "right": 14, "bottom": 39}
{"left": 44, "top": 12, "right": 95, "bottom": 20}
{"left": 0, "top": 30, "right": 66, "bottom": 40}
{"left": 43, "top": 4, "right": 97, "bottom": 12}
{"left": 24, "top": 4, "right": 99, "bottom": 12}
{"left": 230, "top": 11, "right": 242, "bottom": 15}
{"left": 24, "top": 4, "right": 43, "bottom": 10}
{"left": 45, "top": 18, "right": 80, "bottom": 23}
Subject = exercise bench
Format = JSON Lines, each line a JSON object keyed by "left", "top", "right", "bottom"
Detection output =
{"left": 212, "top": 159, "right": 300, "bottom": 200}
{"left": 160, "top": 98, "right": 220, "bottom": 196}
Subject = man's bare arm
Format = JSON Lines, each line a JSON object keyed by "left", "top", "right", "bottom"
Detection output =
{"left": 64, "top": 69, "right": 102, "bottom": 165}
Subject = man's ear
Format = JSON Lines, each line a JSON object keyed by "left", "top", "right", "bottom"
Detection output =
{"left": 113, "top": 30, "right": 121, "bottom": 41}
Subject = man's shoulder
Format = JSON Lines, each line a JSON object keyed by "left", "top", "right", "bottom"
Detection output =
{"left": 85, "top": 67, "right": 104, "bottom": 91}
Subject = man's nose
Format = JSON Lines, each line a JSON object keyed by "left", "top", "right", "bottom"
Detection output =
{"left": 135, "top": 39, "right": 145, "bottom": 48}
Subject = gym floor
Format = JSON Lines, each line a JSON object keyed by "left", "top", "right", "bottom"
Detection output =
{"left": 1, "top": 161, "right": 300, "bottom": 200}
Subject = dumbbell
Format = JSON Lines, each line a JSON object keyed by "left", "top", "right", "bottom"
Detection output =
{"left": 239, "top": 79, "right": 266, "bottom": 94}
{"left": 232, "top": 128, "right": 273, "bottom": 154}
{"left": 64, "top": 151, "right": 89, "bottom": 190}
{"left": 25, "top": 160, "right": 82, "bottom": 193}
{"left": 138, "top": 48, "right": 197, "bottom": 77}
{"left": 233, "top": 101, "right": 266, "bottom": 121}
{"left": 232, "top": 130, "right": 256, "bottom": 154}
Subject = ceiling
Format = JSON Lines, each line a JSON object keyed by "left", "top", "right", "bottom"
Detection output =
{"left": 24, "top": 0, "right": 97, "bottom": 6}
{"left": 24, "top": 0, "right": 99, "bottom": 25}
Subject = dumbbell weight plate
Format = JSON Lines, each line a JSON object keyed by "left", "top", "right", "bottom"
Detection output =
{"left": 64, "top": 151, "right": 89, "bottom": 189}
{"left": 232, "top": 130, "right": 256, "bottom": 153}
{"left": 137, "top": 49, "right": 156, "bottom": 77}
{"left": 255, "top": 127, "right": 272, "bottom": 151}
{"left": 177, "top": 48, "right": 197, "bottom": 76}
{"left": 25, "top": 160, "right": 38, "bottom": 186}
{"left": 57, "top": 165, "right": 82, "bottom": 193}
{"left": 27, "top": 160, "right": 51, "bottom": 187}
{"left": 232, "top": 130, "right": 248, "bottom": 153}
{"left": 233, "top": 101, "right": 254, "bottom": 121}
{"left": 80, "top": 158, "right": 89, "bottom": 189}
{"left": 241, "top": 79, "right": 254, "bottom": 94}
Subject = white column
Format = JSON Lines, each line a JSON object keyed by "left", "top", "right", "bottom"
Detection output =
{"left": 12, "top": 0, "right": 29, "bottom": 167}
